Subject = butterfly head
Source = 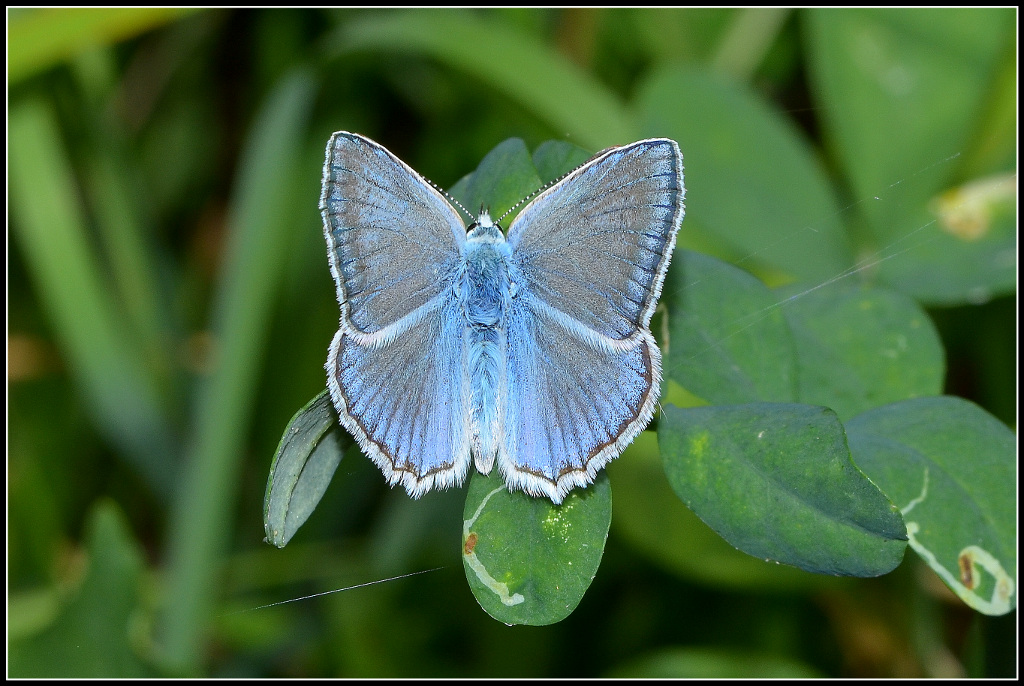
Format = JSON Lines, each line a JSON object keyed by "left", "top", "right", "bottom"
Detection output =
{"left": 467, "top": 209, "right": 506, "bottom": 244}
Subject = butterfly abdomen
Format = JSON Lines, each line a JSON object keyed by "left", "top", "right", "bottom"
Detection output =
{"left": 462, "top": 224, "right": 513, "bottom": 474}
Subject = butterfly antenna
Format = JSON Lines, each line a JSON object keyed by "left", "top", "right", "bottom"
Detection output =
{"left": 425, "top": 177, "right": 474, "bottom": 223}
{"left": 496, "top": 187, "right": 543, "bottom": 225}
{"left": 494, "top": 154, "right": 596, "bottom": 225}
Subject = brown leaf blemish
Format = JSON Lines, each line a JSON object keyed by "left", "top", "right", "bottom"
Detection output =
{"left": 958, "top": 550, "right": 976, "bottom": 589}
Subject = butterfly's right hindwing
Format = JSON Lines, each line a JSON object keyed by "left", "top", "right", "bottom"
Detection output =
{"left": 327, "top": 294, "right": 472, "bottom": 497}
{"left": 321, "top": 132, "right": 465, "bottom": 339}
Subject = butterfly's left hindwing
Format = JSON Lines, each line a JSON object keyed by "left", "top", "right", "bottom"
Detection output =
{"left": 499, "top": 299, "right": 661, "bottom": 503}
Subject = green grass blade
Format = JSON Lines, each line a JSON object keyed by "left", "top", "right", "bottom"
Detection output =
{"left": 155, "top": 68, "right": 317, "bottom": 675}
{"left": 711, "top": 8, "right": 790, "bottom": 80}
{"left": 84, "top": 148, "right": 174, "bottom": 390}
{"left": 323, "top": 9, "right": 634, "bottom": 149}
{"left": 8, "top": 7, "right": 200, "bottom": 84}
{"left": 9, "top": 97, "right": 175, "bottom": 494}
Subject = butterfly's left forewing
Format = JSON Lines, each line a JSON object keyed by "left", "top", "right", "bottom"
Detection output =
{"left": 507, "top": 139, "right": 684, "bottom": 341}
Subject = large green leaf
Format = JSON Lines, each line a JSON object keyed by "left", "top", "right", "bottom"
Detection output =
{"left": 8, "top": 501, "right": 151, "bottom": 677}
{"left": 781, "top": 281, "right": 945, "bottom": 420}
{"left": 846, "top": 396, "right": 1016, "bottom": 615}
{"left": 264, "top": 390, "right": 347, "bottom": 548}
{"left": 662, "top": 250, "right": 797, "bottom": 405}
{"left": 462, "top": 469, "right": 612, "bottom": 626}
{"left": 609, "top": 432, "right": 824, "bottom": 590}
{"left": 635, "top": 65, "right": 853, "bottom": 282}
{"left": 659, "top": 403, "right": 907, "bottom": 576}
{"left": 805, "top": 8, "right": 1016, "bottom": 303}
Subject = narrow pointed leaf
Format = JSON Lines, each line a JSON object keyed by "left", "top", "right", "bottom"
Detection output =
{"left": 264, "top": 390, "right": 346, "bottom": 548}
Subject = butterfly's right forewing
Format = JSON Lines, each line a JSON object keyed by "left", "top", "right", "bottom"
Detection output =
{"left": 321, "top": 132, "right": 465, "bottom": 339}
{"left": 498, "top": 139, "right": 684, "bottom": 501}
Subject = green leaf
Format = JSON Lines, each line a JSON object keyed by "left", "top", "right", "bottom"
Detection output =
{"left": 448, "top": 137, "right": 542, "bottom": 223}
{"left": 711, "top": 8, "right": 791, "bottom": 81}
{"left": 659, "top": 403, "right": 907, "bottom": 576}
{"left": 804, "top": 8, "right": 1016, "bottom": 304}
{"left": 324, "top": 9, "right": 634, "bottom": 150}
{"left": 609, "top": 432, "right": 824, "bottom": 591}
{"left": 462, "top": 469, "right": 611, "bottom": 626}
{"left": 8, "top": 500, "right": 150, "bottom": 677}
{"left": 635, "top": 65, "right": 853, "bottom": 282}
{"left": 609, "top": 647, "right": 821, "bottom": 678}
{"left": 781, "top": 281, "right": 945, "bottom": 420}
{"left": 846, "top": 396, "right": 1016, "bottom": 615}
{"left": 663, "top": 250, "right": 797, "bottom": 405}
{"left": 264, "top": 390, "right": 347, "bottom": 548}
{"left": 531, "top": 140, "right": 594, "bottom": 184}
{"left": 8, "top": 8, "right": 200, "bottom": 84}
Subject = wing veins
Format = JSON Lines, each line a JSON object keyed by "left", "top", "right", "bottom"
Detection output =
{"left": 328, "top": 163, "right": 442, "bottom": 212}
{"left": 332, "top": 222, "right": 452, "bottom": 257}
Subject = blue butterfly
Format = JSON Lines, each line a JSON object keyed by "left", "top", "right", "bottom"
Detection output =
{"left": 321, "top": 133, "right": 684, "bottom": 503}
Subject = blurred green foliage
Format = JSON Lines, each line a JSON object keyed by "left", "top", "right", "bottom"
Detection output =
{"left": 8, "top": 8, "right": 1016, "bottom": 677}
